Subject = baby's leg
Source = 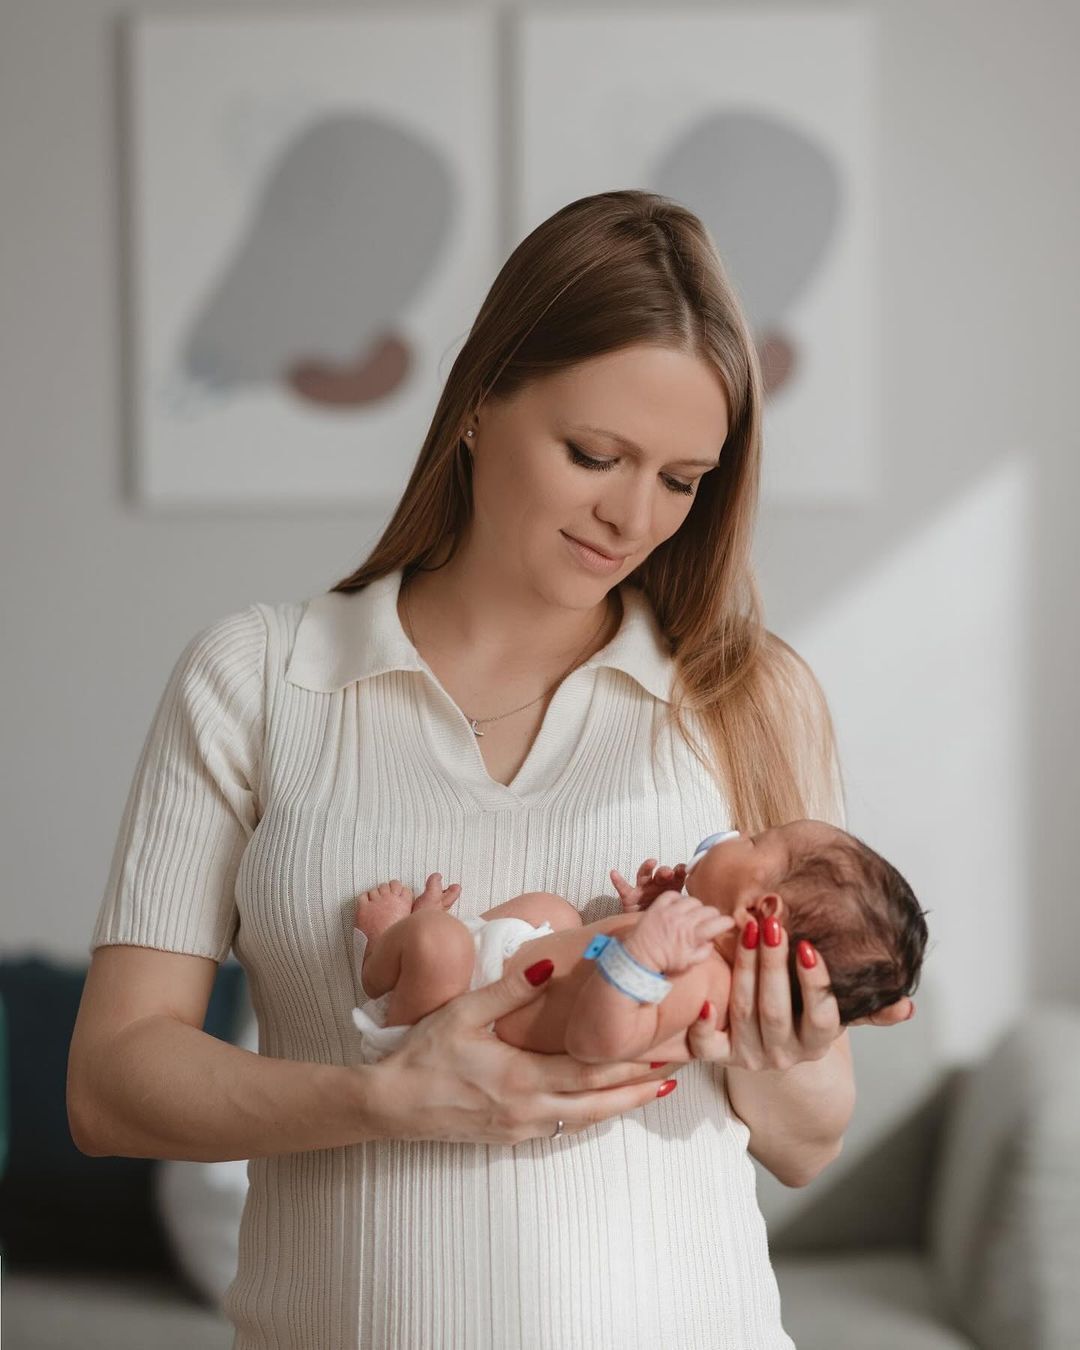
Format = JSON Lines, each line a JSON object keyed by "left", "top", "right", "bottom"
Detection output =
{"left": 355, "top": 874, "right": 461, "bottom": 981}
{"left": 364, "top": 908, "right": 476, "bottom": 1026}
{"left": 480, "top": 891, "right": 583, "bottom": 933}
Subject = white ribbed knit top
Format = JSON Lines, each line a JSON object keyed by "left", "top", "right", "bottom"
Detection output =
{"left": 92, "top": 568, "right": 798, "bottom": 1350}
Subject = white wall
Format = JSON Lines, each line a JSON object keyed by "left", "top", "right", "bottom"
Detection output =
{"left": 3, "top": 0, "right": 1077, "bottom": 1098}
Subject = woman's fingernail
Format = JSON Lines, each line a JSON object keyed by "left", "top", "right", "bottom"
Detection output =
{"left": 797, "top": 940, "right": 817, "bottom": 969}
{"left": 656, "top": 1079, "right": 678, "bottom": 1098}
{"left": 649, "top": 1060, "right": 667, "bottom": 1068}
{"left": 524, "top": 958, "right": 554, "bottom": 986}
{"left": 763, "top": 917, "right": 782, "bottom": 947}
{"left": 699, "top": 1001, "right": 711, "bottom": 1021}
{"left": 742, "top": 919, "right": 759, "bottom": 950}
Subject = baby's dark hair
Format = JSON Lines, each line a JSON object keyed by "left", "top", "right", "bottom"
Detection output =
{"left": 781, "top": 830, "right": 929, "bottom": 1025}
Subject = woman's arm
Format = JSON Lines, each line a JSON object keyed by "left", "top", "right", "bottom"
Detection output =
{"left": 69, "top": 944, "right": 679, "bottom": 1159}
{"left": 725, "top": 1031, "right": 855, "bottom": 1187}
{"left": 68, "top": 946, "right": 388, "bottom": 1160}
{"left": 687, "top": 639, "right": 868, "bottom": 1186}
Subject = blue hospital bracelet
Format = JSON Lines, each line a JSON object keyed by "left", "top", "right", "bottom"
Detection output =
{"left": 582, "top": 933, "right": 673, "bottom": 1005}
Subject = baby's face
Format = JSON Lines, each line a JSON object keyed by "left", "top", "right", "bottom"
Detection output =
{"left": 683, "top": 819, "right": 841, "bottom": 927}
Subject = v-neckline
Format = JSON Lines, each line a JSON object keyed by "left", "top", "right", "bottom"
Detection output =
{"left": 409, "top": 650, "right": 601, "bottom": 806}
{"left": 396, "top": 576, "right": 626, "bottom": 806}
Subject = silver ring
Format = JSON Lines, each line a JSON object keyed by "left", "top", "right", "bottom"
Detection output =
{"left": 550, "top": 1119, "right": 565, "bottom": 1139}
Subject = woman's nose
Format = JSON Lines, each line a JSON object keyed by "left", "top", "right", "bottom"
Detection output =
{"left": 597, "top": 477, "right": 655, "bottom": 539}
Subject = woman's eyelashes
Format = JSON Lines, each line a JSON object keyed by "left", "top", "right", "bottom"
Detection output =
{"left": 565, "top": 442, "right": 696, "bottom": 497}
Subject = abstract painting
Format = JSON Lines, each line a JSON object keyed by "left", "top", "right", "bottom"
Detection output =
{"left": 127, "top": 13, "right": 497, "bottom": 508}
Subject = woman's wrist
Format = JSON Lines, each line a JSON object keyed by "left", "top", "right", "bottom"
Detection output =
{"left": 344, "top": 1060, "right": 404, "bottom": 1143}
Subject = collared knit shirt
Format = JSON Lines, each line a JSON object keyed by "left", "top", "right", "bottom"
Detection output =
{"left": 92, "top": 568, "right": 798, "bottom": 1350}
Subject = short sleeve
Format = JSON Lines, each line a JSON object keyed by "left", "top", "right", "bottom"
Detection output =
{"left": 90, "top": 605, "right": 267, "bottom": 962}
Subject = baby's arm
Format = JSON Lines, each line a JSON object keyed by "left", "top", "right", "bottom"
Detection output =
{"left": 563, "top": 893, "right": 733, "bottom": 1063}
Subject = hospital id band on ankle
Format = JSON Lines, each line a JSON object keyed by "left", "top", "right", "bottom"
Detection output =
{"left": 582, "top": 934, "right": 673, "bottom": 1004}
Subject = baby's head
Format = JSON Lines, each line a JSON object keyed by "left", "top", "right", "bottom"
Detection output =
{"left": 684, "top": 820, "right": 928, "bottom": 1025}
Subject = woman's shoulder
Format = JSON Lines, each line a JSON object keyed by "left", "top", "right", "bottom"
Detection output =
{"left": 189, "top": 578, "right": 403, "bottom": 698}
{"left": 187, "top": 597, "right": 309, "bottom": 655}
{"left": 166, "top": 599, "right": 308, "bottom": 710}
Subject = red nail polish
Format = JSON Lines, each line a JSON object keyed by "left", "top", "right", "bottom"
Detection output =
{"left": 524, "top": 958, "right": 554, "bottom": 986}
{"left": 763, "top": 917, "right": 782, "bottom": 947}
{"left": 656, "top": 1079, "right": 678, "bottom": 1098}
{"left": 698, "top": 1001, "right": 711, "bottom": 1021}
{"left": 797, "top": 941, "right": 817, "bottom": 969}
{"left": 742, "top": 919, "right": 759, "bottom": 950}
{"left": 649, "top": 1061, "right": 666, "bottom": 1068}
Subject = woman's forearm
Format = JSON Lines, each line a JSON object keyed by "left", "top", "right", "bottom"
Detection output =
{"left": 69, "top": 1013, "right": 384, "bottom": 1162}
{"left": 724, "top": 1031, "right": 855, "bottom": 1187}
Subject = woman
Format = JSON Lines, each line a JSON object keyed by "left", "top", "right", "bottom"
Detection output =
{"left": 68, "top": 189, "right": 912, "bottom": 1349}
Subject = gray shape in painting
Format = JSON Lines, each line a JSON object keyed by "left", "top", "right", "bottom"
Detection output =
{"left": 653, "top": 108, "right": 841, "bottom": 326}
{"left": 182, "top": 112, "right": 455, "bottom": 406}
{"left": 652, "top": 108, "right": 842, "bottom": 395}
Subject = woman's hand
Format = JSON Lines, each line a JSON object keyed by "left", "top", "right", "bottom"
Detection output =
{"left": 363, "top": 959, "right": 677, "bottom": 1146}
{"left": 686, "top": 915, "right": 915, "bottom": 1069}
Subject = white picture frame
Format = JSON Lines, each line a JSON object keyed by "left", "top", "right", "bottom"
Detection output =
{"left": 127, "top": 10, "right": 497, "bottom": 510}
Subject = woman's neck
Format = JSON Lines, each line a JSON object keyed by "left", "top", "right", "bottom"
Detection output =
{"left": 399, "top": 551, "right": 620, "bottom": 675}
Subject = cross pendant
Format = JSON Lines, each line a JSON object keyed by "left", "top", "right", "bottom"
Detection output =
{"left": 470, "top": 719, "right": 485, "bottom": 738}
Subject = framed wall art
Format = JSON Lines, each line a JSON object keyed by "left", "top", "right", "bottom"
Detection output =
{"left": 126, "top": 10, "right": 497, "bottom": 509}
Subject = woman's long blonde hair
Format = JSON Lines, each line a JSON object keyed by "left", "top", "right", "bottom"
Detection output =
{"left": 331, "top": 189, "right": 841, "bottom": 832}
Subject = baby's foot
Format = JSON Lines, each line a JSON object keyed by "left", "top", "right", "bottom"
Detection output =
{"left": 353, "top": 874, "right": 461, "bottom": 940}
{"left": 354, "top": 875, "right": 461, "bottom": 992}
{"left": 411, "top": 872, "right": 463, "bottom": 912}
{"left": 354, "top": 879, "right": 415, "bottom": 993}
{"left": 354, "top": 879, "right": 415, "bottom": 947}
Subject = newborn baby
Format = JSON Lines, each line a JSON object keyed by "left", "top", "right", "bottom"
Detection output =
{"left": 349, "top": 820, "right": 928, "bottom": 1066}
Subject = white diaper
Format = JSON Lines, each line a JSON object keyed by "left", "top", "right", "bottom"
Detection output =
{"left": 350, "top": 914, "right": 555, "bottom": 1064}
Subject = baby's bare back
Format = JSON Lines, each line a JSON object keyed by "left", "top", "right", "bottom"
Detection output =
{"left": 496, "top": 912, "right": 730, "bottom": 1063}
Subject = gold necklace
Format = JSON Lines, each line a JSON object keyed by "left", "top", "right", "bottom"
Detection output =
{"left": 401, "top": 583, "right": 613, "bottom": 737}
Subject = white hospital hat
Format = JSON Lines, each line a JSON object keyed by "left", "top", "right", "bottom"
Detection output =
{"left": 684, "top": 829, "right": 742, "bottom": 877}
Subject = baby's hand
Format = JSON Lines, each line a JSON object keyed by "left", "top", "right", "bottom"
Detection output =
{"left": 622, "top": 891, "right": 735, "bottom": 976}
{"left": 611, "top": 859, "right": 689, "bottom": 913}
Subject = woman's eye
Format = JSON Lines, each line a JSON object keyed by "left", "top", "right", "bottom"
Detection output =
{"left": 565, "top": 442, "right": 695, "bottom": 497}
{"left": 566, "top": 442, "right": 614, "bottom": 473}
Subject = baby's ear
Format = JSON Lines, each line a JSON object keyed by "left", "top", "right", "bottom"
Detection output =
{"left": 754, "top": 892, "right": 783, "bottom": 921}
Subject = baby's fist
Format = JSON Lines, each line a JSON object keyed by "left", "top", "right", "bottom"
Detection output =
{"left": 622, "top": 891, "right": 734, "bottom": 975}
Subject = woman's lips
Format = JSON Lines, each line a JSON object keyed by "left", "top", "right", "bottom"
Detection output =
{"left": 561, "top": 531, "right": 625, "bottom": 573}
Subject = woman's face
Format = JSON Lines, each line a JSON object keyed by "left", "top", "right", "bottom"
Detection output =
{"left": 467, "top": 344, "right": 729, "bottom": 602}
